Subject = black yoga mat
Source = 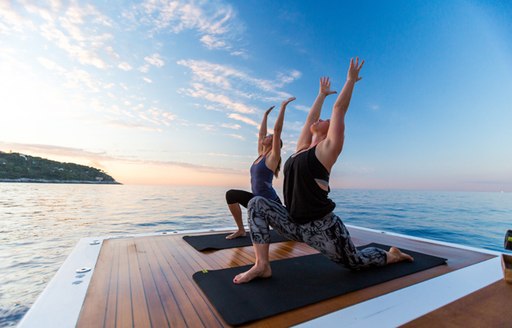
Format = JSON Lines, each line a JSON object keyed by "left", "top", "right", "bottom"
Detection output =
{"left": 193, "top": 243, "right": 447, "bottom": 326}
{"left": 183, "top": 229, "right": 289, "bottom": 251}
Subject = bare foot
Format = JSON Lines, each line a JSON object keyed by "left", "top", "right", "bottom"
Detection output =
{"left": 226, "top": 230, "right": 247, "bottom": 239}
{"left": 233, "top": 264, "right": 271, "bottom": 284}
{"left": 387, "top": 247, "right": 414, "bottom": 264}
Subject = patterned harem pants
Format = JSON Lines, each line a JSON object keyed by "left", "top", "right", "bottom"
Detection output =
{"left": 248, "top": 196, "right": 387, "bottom": 270}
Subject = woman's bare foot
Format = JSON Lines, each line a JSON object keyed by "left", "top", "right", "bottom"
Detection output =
{"left": 233, "top": 263, "right": 272, "bottom": 284}
{"left": 226, "top": 230, "right": 246, "bottom": 239}
{"left": 387, "top": 247, "right": 414, "bottom": 264}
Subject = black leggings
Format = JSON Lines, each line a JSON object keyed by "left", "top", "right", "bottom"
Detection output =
{"left": 225, "top": 189, "right": 254, "bottom": 208}
{"left": 226, "top": 189, "right": 282, "bottom": 208}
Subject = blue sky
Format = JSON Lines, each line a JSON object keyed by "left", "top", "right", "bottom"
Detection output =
{"left": 1, "top": 0, "right": 511, "bottom": 191}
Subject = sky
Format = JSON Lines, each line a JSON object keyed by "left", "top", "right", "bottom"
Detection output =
{"left": 1, "top": 0, "right": 511, "bottom": 192}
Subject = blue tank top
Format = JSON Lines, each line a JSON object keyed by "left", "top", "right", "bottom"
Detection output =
{"left": 250, "top": 156, "right": 279, "bottom": 202}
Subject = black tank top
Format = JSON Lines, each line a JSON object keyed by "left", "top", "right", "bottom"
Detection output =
{"left": 283, "top": 146, "right": 335, "bottom": 224}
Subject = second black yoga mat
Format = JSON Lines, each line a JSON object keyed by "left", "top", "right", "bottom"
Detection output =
{"left": 193, "top": 243, "right": 447, "bottom": 326}
{"left": 183, "top": 229, "right": 289, "bottom": 251}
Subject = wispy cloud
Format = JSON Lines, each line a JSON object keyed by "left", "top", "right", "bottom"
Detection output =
{"left": 207, "top": 152, "right": 253, "bottom": 159}
{"left": 179, "top": 82, "right": 256, "bottom": 114}
{"left": 0, "top": 141, "right": 243, "bottom": 175}
{"left": 226, "top": 133, "right": 245, "bottom": 141}
{"left": 177, "top": 59, "right": 300, "bottom": 97}
{"left": 228, "top": 113, "right": 258, "bottom": 127}
{"left": 221, "top": 123, "right": 241, "bottom": 130}
{"left": 37, "top": 57, "right": 105, "bottom": 92}
{"left": 0, "top": 141, "right": 114, "bottom": 161}
{"left": 144, "top": 53, "right": 165, "bottom": 67}
{"left": 369, "top": 104, "right": 380, "bottom": 111}
{"left": 118, "top": 62, "right": 132, "bottom": 71}
{"left": 294, "top": 104, "right": 310, "bottom": 112}
{"left": 177, "top": 59, "right": 300, "bottom": 127}
{"left": 128, "top": 0, "right": 243, "bottom": 52}
{"left": 28, "top": 2, "right": 112, "bottom": 69}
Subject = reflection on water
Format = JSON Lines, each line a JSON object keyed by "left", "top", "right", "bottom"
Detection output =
{"left": 0, "top": 183, "right": 511, "bottom": 327}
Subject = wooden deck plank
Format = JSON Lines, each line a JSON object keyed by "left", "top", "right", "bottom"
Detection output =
{"left": 77, "top": 239, "right": 115, "bottom": 328}
{"left": 104, "top": 240, "right": 120, "bottom": 327}
{"left": 147, "top": 236, "right": 207, "bottom": 327}
{"left": 138, "top": 236, "right": 184, "bottom": 327}
{"left": 78, "top": 228, "right": 495, "bottom": 327}
{"left": 403, "top": 279, "right": 512, "bottom": 327}
{"left": 116, "top": 240, "right": 133, "bottom": 328}
{"left": 133, "top": 238, "right": 171, "bottom": 327}
{"left": 128, "top": 241, "right": 151, "bottom": 328}
{"left": 156, "top": 235, "right": 224, "bottom": 328}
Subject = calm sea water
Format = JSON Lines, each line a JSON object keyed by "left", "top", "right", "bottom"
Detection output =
{"left": 1, "top": 183, "right": 511, "bottom": 327}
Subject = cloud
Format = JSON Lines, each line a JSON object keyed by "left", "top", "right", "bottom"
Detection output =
{"left": 200, "top": 34, "right": 227, "bottom": 49}
{"left": 228, "top": 113, "right": 258, "bottom": 127}
{"left": 33, "top": 3, "right": 112, "bottom": 69}
{"left": 0, "top": 141, "right": 242, "bottom": 175}
{"left": 143, "top": 77, "right": 153, "bottom": 83}
{"left": 226, "top": 134, "right": 245, "bottom": 141}
{"left": 177, "top": 59, "right": 300, "bottom": 96}
{"left": 197, "top": 123, "right": 216, "bottom": 131}
{"left": 36, "top": 57, "right": 105, "bottom": 92}
{"left": 0, "top": 141, "right": 114, "bottom": 162}
{"left": 129, "top": 0, "right": 243, "bottom": 52}
{"left": 0, "top": 1, "right": 32, "bottom": 34}
{"left": 118, "top": 62, "right": 132, "bottom": 71}
{"left": 144, "top": 53, "right": 165, "bottom": 67}
{"left": 138, "top": 64, "right": 150, "bottom": 73}
{"left": 177, "top": 59, "right": 300, "bottom": 125}
{"left": 294, "top": 104, "right": 310, "bottom": 112}
{"left": 207, "top": 152, "right": 253, "bottom": 159}
{"left": 221, "top": 123, "right": 241, "bottom": 130}
{"left": 106, "top": 120, "right": 163, "bottom": 132}
{"left": 369, "top": 104, "right": 380, "bottom": 111}
{"left": 180, "top": 83, "right": 256, "bottom": 114}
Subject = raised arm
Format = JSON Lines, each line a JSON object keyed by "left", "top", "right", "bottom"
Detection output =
{"left": 317, "top": 57, "right": 364, "bottom": 171}
{"left": 267, "top": 97, "right": 296, "bottom": 172}
{"left": 258, "top": 106, "right": 275, "bottom": 154}
{"left": 296, "top": 77, "right": 336, "bottom": 152}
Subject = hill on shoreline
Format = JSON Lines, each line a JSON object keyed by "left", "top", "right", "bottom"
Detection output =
{"left": 0, "top": 151, "right": 120, "bottom": 184}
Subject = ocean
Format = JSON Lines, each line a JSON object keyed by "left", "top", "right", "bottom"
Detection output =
{"left": 1, "top": 183, "right": 511, "bottom": 327}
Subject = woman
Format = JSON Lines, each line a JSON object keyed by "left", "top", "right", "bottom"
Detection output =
{"left": 225, "top": 97, "right": 296, "bottom": 239}
{"left": 234, "top": 58, "right": 413, "bottom": 284}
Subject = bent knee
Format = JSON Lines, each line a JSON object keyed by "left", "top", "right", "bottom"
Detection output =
{"left": 225, "top": 189, "right": 237, "bottom": 204}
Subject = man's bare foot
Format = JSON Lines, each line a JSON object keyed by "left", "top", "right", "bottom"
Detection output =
{"left": 387, "top": 247, "right": 414, "bottom": 264}
{"left": 226, "top": 230, "right": 247, "bottom": 239}
{"left": 233, "top": 264, "right": 271, "bottom": 284}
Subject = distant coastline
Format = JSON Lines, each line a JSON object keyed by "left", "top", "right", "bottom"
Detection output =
{"left": 0, "top": 151, "right": 120, "bottom": 185}
{"left": 0, "top": 178, "right": 121, "bottom": 185}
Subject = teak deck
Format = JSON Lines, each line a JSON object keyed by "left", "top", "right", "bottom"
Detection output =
{"left": 403, "top": 279, "right": 512, "bottom": 327}
{"left": 76, "top": 228, "right": 495, "bottom": 327}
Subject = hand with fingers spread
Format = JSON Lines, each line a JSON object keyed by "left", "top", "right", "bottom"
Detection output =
{"left": 347, "top": 57, "right": 365, "bottom": 83}
{"left": 319, "top": 77, "right": 337, "bottom": 96}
